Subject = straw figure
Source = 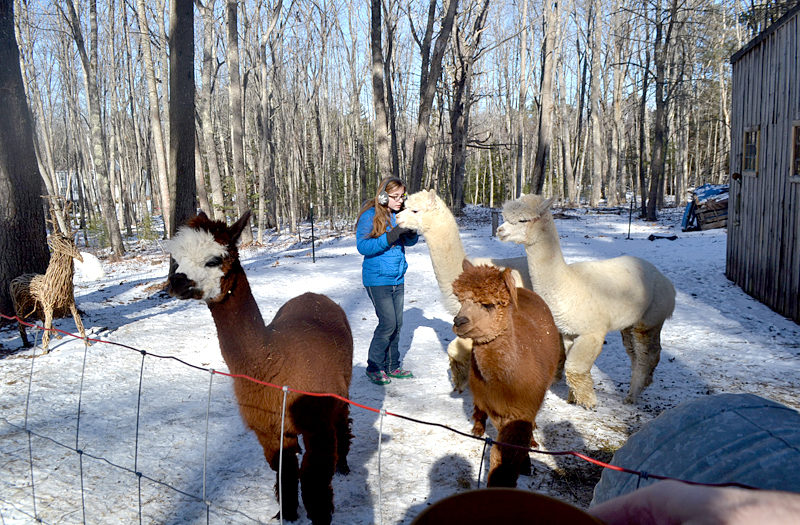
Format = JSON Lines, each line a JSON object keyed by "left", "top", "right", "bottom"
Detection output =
{"left": 10, "top": 233, "right": 89, "bottom": 352}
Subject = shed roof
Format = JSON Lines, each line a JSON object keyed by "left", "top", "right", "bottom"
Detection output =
{"left": 730, "top": 2, "right": 800, "bottom": 64}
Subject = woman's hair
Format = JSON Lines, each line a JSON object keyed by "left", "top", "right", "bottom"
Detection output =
{"left": 356, "top": 176, "right": 406, "bottom": 238}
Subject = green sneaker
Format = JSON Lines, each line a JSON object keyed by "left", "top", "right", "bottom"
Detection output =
{"left": 366, "top": 370, "right": 391, "bottom": 385}
{"left": 387, "top": 368, "right": 413, "bottom": 379}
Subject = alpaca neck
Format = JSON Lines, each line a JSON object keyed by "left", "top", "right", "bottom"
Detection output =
{"left": 424, "top": 211, "right": 467, "bottom": 312}
{"left": 207, "top": 265, "right": 269, "bottom": 369}
{"left": 524, "top": 217, "right": 571, "bottom": 298}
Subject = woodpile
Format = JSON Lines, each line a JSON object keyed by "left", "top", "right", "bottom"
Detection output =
{"left": 681, "top": 184, "right": 729, "bottom": 232}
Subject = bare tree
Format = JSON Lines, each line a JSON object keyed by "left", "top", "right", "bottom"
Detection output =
{"left": 62, "top": 0, "right": 125, "bottom": 256}
{"left": 197, "top": 0, "right": 226, "bottom": 221}
{"left": 170, "top": 0, "right": 196, "bottom": 231}
{"left": 531, "top": 0, "right": 558, "bottom": 195}
{"left": 369, "top": 0, "right": 394, "bottom": 180}
{"left": 132, "top": 0, "right": 172, "bottom": 237}
{"left": 0, "top": 0, "right": 50, "bottom": 319}
{"left": 449, "top": 0, "right": 490, "bottom": 213}
{"left": 408, "top": 0, "right": 459, "bottom": 192}
{"left": 589, "top": 0, "right": 605, "bottom": 206}
{"left": 227, "top": 0, "right": 252, "bottom": 242}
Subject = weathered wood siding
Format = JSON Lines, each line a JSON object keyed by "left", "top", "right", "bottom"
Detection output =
{"left": 727, "top": 5, "right": 800, "bottom": 323}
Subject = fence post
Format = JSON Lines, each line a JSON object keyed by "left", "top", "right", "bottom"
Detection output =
{"left": 491, "top": 209, "right": 500, "bottom": 237}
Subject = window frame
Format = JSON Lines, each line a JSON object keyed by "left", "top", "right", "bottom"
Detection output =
{"left": 742, "top": 126, "right": 760, "bottom": 177}
{"left": 790, "top": 120, "right": 800, "bottom": 183}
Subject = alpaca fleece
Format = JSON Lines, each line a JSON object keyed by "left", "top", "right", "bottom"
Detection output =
{"left": 396, "top": 189, "right": 532, "bottom": 392}
{"left": 452, "top": 260, "right": 561, "bottom": 487}
{"left": 167, "top": 211, "right": 353, "bottom": 525}
{"left": 498, "top": 194, "right": 675, "bottom": 408}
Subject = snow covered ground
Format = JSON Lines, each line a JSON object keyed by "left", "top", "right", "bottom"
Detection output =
{"left": 1, "top": 203, "right": 798, "bottom": 524}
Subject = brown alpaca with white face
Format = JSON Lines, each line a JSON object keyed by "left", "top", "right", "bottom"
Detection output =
{"left": 167, "top": 211, "right": 353, "bottom": 525}
{"left": 452, "top": 259, "right": 561, "bottom": 488}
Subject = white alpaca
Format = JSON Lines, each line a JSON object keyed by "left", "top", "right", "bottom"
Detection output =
{"left": 396, "top": 189, "right": 532, "bottom": 392}
{"left": 497, "top": 194, "right": 676, "bottom": 408}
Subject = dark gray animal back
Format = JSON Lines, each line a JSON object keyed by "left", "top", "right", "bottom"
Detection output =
{"left": 592, "top": 393, "right": 800, "bottom": 504}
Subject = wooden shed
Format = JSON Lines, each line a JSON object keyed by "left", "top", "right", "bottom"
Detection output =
{"left": 727, "top": 4, "right": 800, "bottom": 323}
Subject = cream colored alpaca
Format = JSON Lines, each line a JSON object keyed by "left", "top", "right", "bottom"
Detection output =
{"left": 396, "top": 189, "right": 532, "bottom": 392}
{"left": 497, "top": 194, "right": 675, "bottom": 408}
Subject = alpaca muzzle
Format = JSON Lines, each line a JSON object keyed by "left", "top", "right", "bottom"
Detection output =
{"left": 167, "top": 260, "right": 203, "bottom": 300}
{"left": 453, "top": 315, "right": 470, "bottom": 335}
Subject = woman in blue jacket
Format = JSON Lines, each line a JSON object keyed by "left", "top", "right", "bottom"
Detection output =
{"left": 356, "top": 177, "right": 419, "bottom": 385}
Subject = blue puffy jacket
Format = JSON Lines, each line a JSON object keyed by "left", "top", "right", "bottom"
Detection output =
{"left": 356, "top": 207, "right": 419, "bottom": 287}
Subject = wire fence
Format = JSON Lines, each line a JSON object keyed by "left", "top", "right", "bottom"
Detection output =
{"left": 0, "top": 313, "right": 757, "bottom": 523}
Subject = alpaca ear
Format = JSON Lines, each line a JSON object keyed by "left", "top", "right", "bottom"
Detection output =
{"left": 542, "top": 197, "right": 556, "bottom": 212}
{"left": 230, "top": 210, "right": 252, "bottom": 243}
{"left": 502, "top": 269, "right": 519, "bottom": 308}
{"left": 197, "top": 210, "right": 209, "bottom": 221}
{"left": 427, "top": 189, "right": 437, "bottom": 205}
{"left": 462, "top": 258, "right": 475, "bottom": 272}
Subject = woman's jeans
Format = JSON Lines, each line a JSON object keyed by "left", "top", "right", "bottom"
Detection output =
{"left": 365, "top": 284, "right": 404, "bottom": 373}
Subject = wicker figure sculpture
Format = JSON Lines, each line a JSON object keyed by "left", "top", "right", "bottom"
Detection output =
{"left": 10, "top": 233, "right": 89, "bottom": 352}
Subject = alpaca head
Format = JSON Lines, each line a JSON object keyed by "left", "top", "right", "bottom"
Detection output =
{"left": 395, "top": 189, "right": 447, "bottom": 232}
{"left": 452, "top": 259, "right": 518, "bottom": 344}
{"left": 48, "top": 233, "right": 83, "bottom": 263}
{"left": 166, "top": 210, "right": 251, "bottom": 302}
{"left": 496, "top": 194, "right": 555, "bottom": 246}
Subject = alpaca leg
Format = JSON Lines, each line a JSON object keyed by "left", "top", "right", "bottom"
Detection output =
{"left": 487, "top": 420, "right": 533, "bottom": 487}
{"left": 621, "top": 327, "right": 635, "bottom": 367}
{"left": 334, "top": 406, "right": 352, "bottom": 475}
{"left": 447, "top": 337, "right": 473, "bottom": 393}
{"left": 563, "top": 332, "right": 605, "bottom": 408}
{"left": 471, "top": 404, "right": 488, "bottom": 437}
{"left": 263, "top": 435, "right": 300, "bottom": 522}
{"left": 70, "top": 303, "right": 90, "bottom": 346}
{"left": 625, "top": 324, "right": 664, "bottom": 404}
{"left": 554, "top": 334, "right": 570, "bottom": 381}
{"left": 299, "top": 428, "right": 337, "bottom": 525}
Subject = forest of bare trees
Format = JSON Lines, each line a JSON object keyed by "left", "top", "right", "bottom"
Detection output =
{"left": 4, "top": 0, "right": 794, "bottom": 256}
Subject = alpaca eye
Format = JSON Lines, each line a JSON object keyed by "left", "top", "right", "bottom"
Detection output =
{"left": 205, "top": 256, "right": 223, "bottom": 268}
{"left": 518, "top": 219, "right": 530, "bottom": 223}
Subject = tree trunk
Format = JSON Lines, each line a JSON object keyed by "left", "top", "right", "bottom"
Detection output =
{"left": 531, "top": 0, "right": 557, "bottom": 195}
{"left": 0, "top": 0, "right": 50, "bottom": 320}
{"left": 589, "top": 0, "right": 604, "bottom": 206}
{"left": 227, "top": 0, "right": 252, "bottom": 241}
{"left": 408, "top": 0, "right": 459, "bottom": 192}
{"left": 514, "top": 0, "right": 529, "bottom": 198}
{"left": 450, "top": 0, "right": 490, "bottom": 214}
{"left": 169, "top": 0, "right": 196, "bottom": 231}
{"left": 64, "top": 0, "right": 125, "bottom": 256}
{"left": 370, "top": 0, "right": 393, "bottom": 181}
{"left": 133, "top": 0, "right": 171, "bottom": 238}
{"left": 197, "top": 0, "right": 225, "bottom": 221}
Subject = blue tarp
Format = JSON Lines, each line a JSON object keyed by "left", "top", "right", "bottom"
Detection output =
{"left": 681, "top": 183, "right": 729, "bottom": 231}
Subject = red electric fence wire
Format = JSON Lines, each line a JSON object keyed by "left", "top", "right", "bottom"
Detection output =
{"left": 0, "top": 312, "right": 758, "bottom": 491}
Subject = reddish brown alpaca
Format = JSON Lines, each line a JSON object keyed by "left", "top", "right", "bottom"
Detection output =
{"left": 452, "top": 259, "right": 561, "bottom": 487}
{"left": 167, "top": 211, "right": 352, "bottom": 525}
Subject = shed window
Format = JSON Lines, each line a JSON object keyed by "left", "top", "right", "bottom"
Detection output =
{"left": 743, "top": 128, "right": 759, "bottom": 175}
{"left": 792, "top": 122, "right": 800, "bottom": 179}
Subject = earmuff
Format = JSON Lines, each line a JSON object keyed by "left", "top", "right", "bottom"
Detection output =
{"left": 377, "top": 177, "right": 404, "bottom": 206}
